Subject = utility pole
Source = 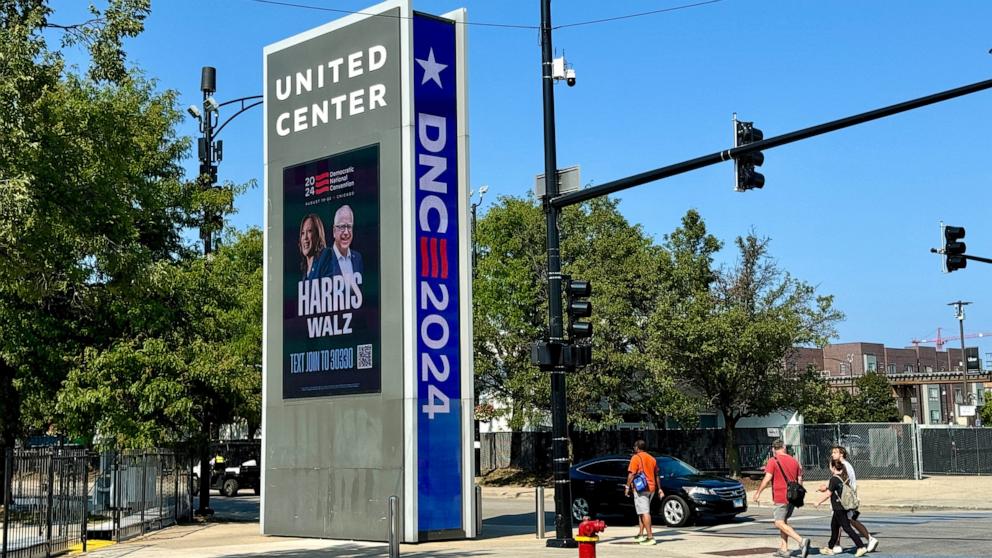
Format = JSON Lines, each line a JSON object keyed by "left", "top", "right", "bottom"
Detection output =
{"left": 186, "top": 66, "right": 261, "bottom": 517}
{"left": 471, "top": 185, "right": 487, "bottom": 477}
{"left": 196, "top": 66, "right": 218, "bottom": 517}
{"left": 949, "top": 300, "right": 972, "bottom": 425}
{"left": 538, "top": 0, "right": 575, "bottom": 548}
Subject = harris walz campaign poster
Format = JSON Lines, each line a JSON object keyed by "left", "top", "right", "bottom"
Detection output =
{"left": 282, "top": 144, "right": 381, "bottom": 398}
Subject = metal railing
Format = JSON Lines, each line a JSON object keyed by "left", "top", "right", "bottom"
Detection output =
{"left": 2, "top": 448, "right": 193, "bottom": 558}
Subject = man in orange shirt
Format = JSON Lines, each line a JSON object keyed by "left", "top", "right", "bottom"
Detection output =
{"left": 625, "top": 439, "right": 660, "bottom": 545}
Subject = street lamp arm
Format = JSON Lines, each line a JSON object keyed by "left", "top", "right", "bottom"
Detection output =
{"left": 217, "top": 94, "right": 263, "bottom": 109}
{"left": 213, "top": 99, "right": 263, "bottom": 138}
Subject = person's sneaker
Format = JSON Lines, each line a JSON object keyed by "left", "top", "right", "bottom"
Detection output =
{"left": 633, "top": 535, "right": 646, "bottom": 543}
{"left": 638, "top": 538, "right": 656, "bottom": 546}
{"left": 819, "top": 547, "right": 835, "bottom": 556}
{"left": 855, "top": 547, "right": 868, "bottom": 557}
{"left": 800, "top": 538, "right": 811, "bottom": 558}
{"left": 831, "top": 546, "right": 843, "bottom": 554}
{"left": 772, "top": 550, "right": 790, "bottom": 558}
{"left": 867, "top": 537, "right": 879, "bottom": 552}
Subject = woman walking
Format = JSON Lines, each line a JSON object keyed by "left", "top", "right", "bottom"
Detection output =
{"left": 815, "top": 459, "right": 867, "bottom": 557}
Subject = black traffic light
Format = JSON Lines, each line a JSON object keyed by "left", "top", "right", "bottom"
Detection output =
{"left": 944, "top": 225, "right": 966, "bottom": 272}
{"left": 199, "top": 163, "right": 218, "bottom": 186}
{"left": 734, "top": 118, "right": 765, "bottom": 192}
{"left": 565, "top": 278, "right": 592, "bottom": 339}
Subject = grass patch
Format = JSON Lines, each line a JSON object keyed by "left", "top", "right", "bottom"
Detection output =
{"left": 477, "top": 468, "right": 553, "bottom": 487}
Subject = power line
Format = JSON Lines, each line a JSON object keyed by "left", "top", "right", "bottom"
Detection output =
{"left": 245, "top": 0, "right": 724, "bottom": 31}
{"left": 555, "top": 0, "right": 724, "bottom": 29}
{"left": 246, "top": 0, "right": 534, "bottom": 28}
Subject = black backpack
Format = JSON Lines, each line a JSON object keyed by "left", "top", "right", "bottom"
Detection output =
{"left": 774, "top": 456, "right": 806, "bottom": 507}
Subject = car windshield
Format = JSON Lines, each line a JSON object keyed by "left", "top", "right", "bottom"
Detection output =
{"left": 659, "top": 457, "right": 700, "bottom": 477}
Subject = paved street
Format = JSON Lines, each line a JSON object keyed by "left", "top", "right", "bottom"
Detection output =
{"left": 158, "top": 489, "right": 992, "bottom": 558}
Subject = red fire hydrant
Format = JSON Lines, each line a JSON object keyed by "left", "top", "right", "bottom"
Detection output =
{"left": 576, "top": 518, "right": 607, "bottom": 558}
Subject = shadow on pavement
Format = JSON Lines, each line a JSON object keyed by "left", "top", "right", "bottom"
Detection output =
{"left": 195, "top": 495, "right": 260, "bottom": 522}
{"left": 222, "top": 546, "right": 497, "bottom": 558}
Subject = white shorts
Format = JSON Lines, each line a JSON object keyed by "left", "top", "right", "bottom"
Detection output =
{"left": 634, "top": 490, "right": 654, "bottom": 514}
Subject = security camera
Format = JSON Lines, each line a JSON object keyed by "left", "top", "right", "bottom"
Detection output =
{"left": 565, "top": 68, "right": 576, "bottom": 87}
{"left": 187, "top": 104, "right": 202, "bottom": 119}
{"left": 204, "top": 96, "right": 219, "bottom": 113}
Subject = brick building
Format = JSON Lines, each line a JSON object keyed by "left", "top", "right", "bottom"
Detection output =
{"left": 788, "top": 342, "right": 990, "bottom": 424}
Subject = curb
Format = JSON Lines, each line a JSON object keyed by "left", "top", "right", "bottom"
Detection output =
{"left": 749, "top": 502, "right": 992, "bottom": 513}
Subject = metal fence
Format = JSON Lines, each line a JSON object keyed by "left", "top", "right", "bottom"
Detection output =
{"left": 480, "top": 423, "right": 991, "bottom": 480}
{"left": 920, "top": 425, "right": 992, "bottom": 475}
{"left": 1, "top": 449, "right": 89, "bottom": 558}
{"left": 2, "top": 448, "right": 193, "bottom": 558}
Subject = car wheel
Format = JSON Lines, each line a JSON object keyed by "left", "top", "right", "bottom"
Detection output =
{"left": 222, "top": 478, "right": 239, "bottom": 497}
{"left": 571, "top": 496, "right": 595, "bottom": 522}
{"left": 661, "top": 495, "right": 693, "bottom": 527}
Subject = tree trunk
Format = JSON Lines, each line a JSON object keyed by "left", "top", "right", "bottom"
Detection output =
{"left": 0, "top": 357, "right": 21, "bottom": 504}
{"left": 723, "top": 414, "right": 740, "bottom": 478}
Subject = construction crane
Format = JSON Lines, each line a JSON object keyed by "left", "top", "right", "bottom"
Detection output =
{"left": 911, "top": 327, "right": 992, "bottom": 351}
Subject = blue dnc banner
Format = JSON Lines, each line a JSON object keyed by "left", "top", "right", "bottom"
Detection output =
{"left": 413, "top": 12, "right": 462, "bottom": 536}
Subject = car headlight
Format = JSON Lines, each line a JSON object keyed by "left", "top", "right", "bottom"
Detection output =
{"left": 687, "top": 486, "right": 714, "bottom": 497}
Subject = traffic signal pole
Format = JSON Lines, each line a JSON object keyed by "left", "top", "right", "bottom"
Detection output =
{"left": 538, "top": 0, "right": 576, "bottom": 548}
{"left": 534, "top": 2, "right": 992, "bottom": 544}
{"left": 551, "top": 77, "right": 992, "bottom": 209}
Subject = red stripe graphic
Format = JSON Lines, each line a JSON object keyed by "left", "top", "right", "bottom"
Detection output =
{"left": 430, "top": 238, "right": 439, "bottom": 278}
{"left": 439, "top": 238, "right": 448, "bottom": 279}
{"left": 314, "top": 186, "right": 330, "bottom": 195}
{"left": 420, "top": 237, "right": 429, "bottom": 277}
{"left": 315, "top": 172, "right": 329, "bottom": 180}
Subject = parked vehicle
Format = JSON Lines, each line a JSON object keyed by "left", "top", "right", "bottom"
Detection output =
{"left": 192, "top": 440, "right": 261, "bottom": 497}
{"left": 839, "top": 433, "right": 870, "bottom": 460}
{"left": 569, "top": 454, "right": 747, "bottom": 527}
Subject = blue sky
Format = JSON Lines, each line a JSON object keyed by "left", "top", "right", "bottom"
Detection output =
{"left": 50, "top": 1, "right": 992, "bottom": 357}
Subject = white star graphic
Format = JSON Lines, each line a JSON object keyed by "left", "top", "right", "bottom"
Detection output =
{"left": 416, "top": 48, "right": 448, "bottom": 88}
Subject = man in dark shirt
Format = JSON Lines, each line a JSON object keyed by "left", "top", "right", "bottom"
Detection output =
{"left": 753, "top": 439, "right": 811, "bottom": 558}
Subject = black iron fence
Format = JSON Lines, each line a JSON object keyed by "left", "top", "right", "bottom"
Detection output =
{"left": 1, "top": 448, "right": 193, "bottom": 558}
{"left": 480, "top": 423, "right": 992, "bottom": 480}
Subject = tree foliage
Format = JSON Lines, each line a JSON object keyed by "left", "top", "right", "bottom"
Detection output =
{"left": 1, "top": 1, "right": 260, "bottom": 452}
{"left": 58, "top": 229, "right": 263, "bottom": 449}
{"left": 648, "top": 214, "right": 842, "bottom": 475}
{"left": 473, "top": 196, "right": 697, "bottom": 432}
{"left": 0, "top": 0, "right": 187, "bottom": 448}
{"left": 799, "top": 372, "right": 899, "bottom": 424}
{"left": 980, "top": 397, "right": 992, "bottom": 427}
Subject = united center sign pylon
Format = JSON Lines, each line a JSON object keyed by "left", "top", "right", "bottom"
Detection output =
{"left": 262, "top": 0, "right": 473, "bottom": 542}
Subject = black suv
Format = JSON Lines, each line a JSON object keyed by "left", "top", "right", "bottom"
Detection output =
{"left": 569, "top": 454, "right": 747, "bottom": 527}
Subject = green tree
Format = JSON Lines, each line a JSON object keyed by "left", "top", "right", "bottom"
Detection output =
{"left": 649, "top": 221, "right": 842, "bottom": 476}
{"left": 473, "top": 196, "right": 695, "bottom": 436}
{"left": 58, "top": 228, "right": 263, "bottom": 448}
{"left": 797, "top": 374, "right": 857, "bottom": 423}
{"left": 848, "top": 372, "right": 900, "bottom": 423}
{"left": 980, "top": 397, "right": 992, "bottom": 427}
{"left": 0, "top": 0, "right": 194, "bottom": 451}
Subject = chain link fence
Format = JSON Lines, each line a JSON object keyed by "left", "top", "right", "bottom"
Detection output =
{"left": 2, "top": 448, "right": 193, "bottom": 558}
{"left": 481, "top": 423, "right": 991, "bottom": 479}
{"left": 920, "top": 425, "right": 992, "bottom": 475}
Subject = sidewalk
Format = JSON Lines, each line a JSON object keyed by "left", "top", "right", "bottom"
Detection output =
{"left": 485, "top": 475, "right": 992, "bottom": 511}
{"left": 79, "top": 476, "right": 992, "bottom": 558}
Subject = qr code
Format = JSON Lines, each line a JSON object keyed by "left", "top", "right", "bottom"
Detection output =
{"left": 357, "top": 344, "right": 373, "bottom": 369}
